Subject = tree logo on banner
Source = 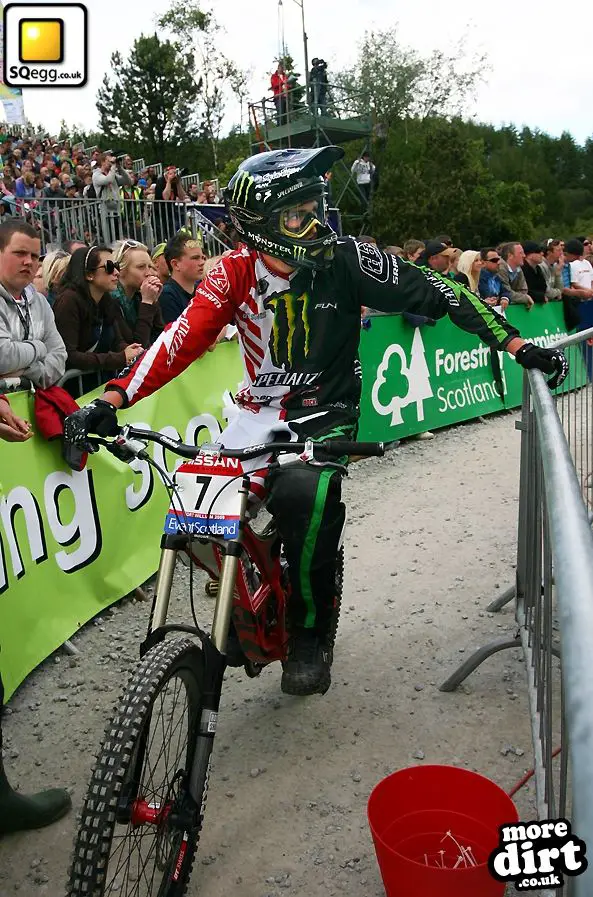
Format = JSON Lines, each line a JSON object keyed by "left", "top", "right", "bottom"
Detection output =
{"left": 371, "top": 328, "right": 433, "bottom": 426}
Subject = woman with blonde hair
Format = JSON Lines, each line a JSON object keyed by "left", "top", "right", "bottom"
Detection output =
{"left": 111, "top": 239, "right": 163, "bottom": 347}
{"left": 41, "top": 249, "right": 70, "bottom": 306}
{"left": 455, "top": 249, "right": 482, "bottom": 294}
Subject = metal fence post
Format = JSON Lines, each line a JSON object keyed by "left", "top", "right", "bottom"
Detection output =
{"left": 439, "top": 328, "right": 593, "bottom": 894}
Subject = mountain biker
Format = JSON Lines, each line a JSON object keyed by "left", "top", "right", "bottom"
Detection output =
{"left": 63, "top": 146, "right": 568, "bottom": 697}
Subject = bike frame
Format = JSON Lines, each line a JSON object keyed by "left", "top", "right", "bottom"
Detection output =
{"left": 91, "top": 426, "right": 382, "bottom": 811}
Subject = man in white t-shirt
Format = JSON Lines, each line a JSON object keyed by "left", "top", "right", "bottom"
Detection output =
{"left": 350, "top": 151, "right": 375, "bottom": 202}
{"left": 565, "top": 239, "right": 593, "bottom": 295}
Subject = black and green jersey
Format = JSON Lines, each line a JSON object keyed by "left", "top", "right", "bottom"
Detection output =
{"left": 109, "top": 238, "right": 520, "bottom": 415}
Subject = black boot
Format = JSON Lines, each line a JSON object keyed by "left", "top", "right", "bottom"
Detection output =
{"left": 0, "top": 759, "right": 72, "bottom": 835}
{"left": 281, "top": 628, "right": 332, "bottom": 696}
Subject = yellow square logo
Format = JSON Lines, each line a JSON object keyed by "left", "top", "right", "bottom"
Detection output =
{"left": 19, "top": 19, "right": 64, "bottom": 63}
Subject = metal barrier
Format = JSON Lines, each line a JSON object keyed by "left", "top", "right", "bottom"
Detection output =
{"left": 180, "top": 172, "right": 200, "bottom": 191}
{"left": 56, "top": 368, "right": 107, "bottom": 400}
{"left": 440, "top": 334, "right": 593, "bottom": 896}
{"left": 185, "top": 205, "right": 230, "bottom": 257}
{"left": 132, "top": 157, "right": 145, "bottom": 173}
{"left": 13, "top": 197, "right": 232, "bottom": 255}
{"left": 488, "top": 326, "right": 593, "bottom": 618}
{"left": 552, "top": 326, "right": 593, "bottom": 506}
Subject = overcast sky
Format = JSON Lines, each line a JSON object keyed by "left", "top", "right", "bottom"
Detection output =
{"left": 10, "top": 0, "right": 590, "bottom": 146}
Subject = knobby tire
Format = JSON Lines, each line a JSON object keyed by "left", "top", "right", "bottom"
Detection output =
{"left": 67, "top": 637, "right": 206, "bottom": 897}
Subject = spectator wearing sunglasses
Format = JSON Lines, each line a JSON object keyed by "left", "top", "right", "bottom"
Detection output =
{"left": 53, "top": 246, "right": 143, "bottom": 374}
{"left": 111, "top": 240, "right": 163, "bottom": 347}
{"left": 478, "top": 248, "right": 512, "bottom": 310}
{"left": 577, "top": 236, "right": 593, "bottom": 264}
{"left": 521, "top": 241, "right": 548, "bottom": 304}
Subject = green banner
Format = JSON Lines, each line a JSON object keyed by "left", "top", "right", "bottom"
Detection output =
{"left": 357, "top": 304, "right": 584, "bottom": 441}
{"left": 0, "top": 344, "right": 244, "bottom": 699}
{"left": 0, "top": 304, "right": 584, "bottom": 698}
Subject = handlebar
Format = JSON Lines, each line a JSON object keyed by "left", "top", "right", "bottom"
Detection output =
{"left": 91, "top": 425, "right": 385, "bottom": 464}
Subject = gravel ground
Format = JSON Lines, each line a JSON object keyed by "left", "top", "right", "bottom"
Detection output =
{"left": 0, "top": 410, "right": 539, "bottom": 896}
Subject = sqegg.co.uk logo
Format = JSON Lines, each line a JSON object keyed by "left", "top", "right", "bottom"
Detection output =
{"left": 3, "top": 3, "right": 87, "bottom": 88}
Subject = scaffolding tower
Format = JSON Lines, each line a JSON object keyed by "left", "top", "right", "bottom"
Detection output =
{"left": 248, "top": 82, "right": 374, "bottom": 234}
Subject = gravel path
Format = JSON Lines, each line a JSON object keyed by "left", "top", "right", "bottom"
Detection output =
{"left": 0, "top": 410, "right": 537, "bottom": 896}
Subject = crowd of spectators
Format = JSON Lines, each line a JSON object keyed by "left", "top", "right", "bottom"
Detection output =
{"left": 0, "top": 134, "right": 227, "bottom": 252}
{"left": 361, "top": 234, "right": 593, "bottom": 330}
{"left": 1, "top": 129, "right": 591, "bottom": 400}
{"left": 0, "top": 216, "right": 229, "bottom": 400}
{"left": 0, "top": 134, "right": 223, "bottom": 209}
{"left": 3, "top": 195, "right": 591, "bottom": 399}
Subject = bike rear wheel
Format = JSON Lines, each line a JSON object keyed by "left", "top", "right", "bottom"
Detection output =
{"left": 68, "top": 638, "right": 205, "bottom": 897}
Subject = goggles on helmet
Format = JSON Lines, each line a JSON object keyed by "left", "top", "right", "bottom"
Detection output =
{"left": 272, "top": 188, "right": 328, "bottom": 241}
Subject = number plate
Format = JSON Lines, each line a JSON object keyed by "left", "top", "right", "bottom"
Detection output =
{"left": 163, "top": 455, "right": 244, "bottom": 540}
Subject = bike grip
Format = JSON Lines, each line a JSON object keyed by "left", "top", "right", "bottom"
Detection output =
{"left": 322, "top": 440, "right": 385, "bottom": 457}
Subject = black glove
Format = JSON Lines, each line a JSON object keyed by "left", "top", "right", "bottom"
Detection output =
{"left": 515, "top": 342, "right": 569, "bottom": 390}
{"left": 63, "top": 399, "right": 119, "bottom": 455}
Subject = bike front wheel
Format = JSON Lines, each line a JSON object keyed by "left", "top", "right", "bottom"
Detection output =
{"left": 68, "top": 637, "right": 205, "bottom": 897}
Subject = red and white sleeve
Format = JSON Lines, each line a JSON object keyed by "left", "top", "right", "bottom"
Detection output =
{"left": 107, "top": 257, "right": 238, "bottom": 408}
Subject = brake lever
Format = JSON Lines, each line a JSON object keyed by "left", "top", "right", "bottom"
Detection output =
{"left": 298, "top": 439, "right": 349, "bottom": 475}
{"left": 112, "top": 432, "right": 150, "bottom": 463}
{"left": 87, "top": 432, "right": 149, "bottom": 463}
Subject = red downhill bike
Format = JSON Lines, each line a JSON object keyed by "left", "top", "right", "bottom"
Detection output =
{"left": 67, "top": 424, "right": 383, "bottom": 896}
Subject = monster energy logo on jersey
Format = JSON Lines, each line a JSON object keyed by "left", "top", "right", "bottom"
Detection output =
{"left": 232, "top": 172, "right": 254, "bottom": 204}
{"left": 264, "top": 291, "right": 311, "bottom": 367}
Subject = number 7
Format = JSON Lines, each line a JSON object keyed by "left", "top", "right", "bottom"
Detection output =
{"left": 193, "top": 475, "right": 211, "bottom": 511}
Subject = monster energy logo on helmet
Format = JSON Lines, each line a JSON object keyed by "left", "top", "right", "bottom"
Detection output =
{"left": 293, "top": 245, "right": 306, "bottom": 262}
{"left": 232, "top": 172, "right": 254, "bottom": 205}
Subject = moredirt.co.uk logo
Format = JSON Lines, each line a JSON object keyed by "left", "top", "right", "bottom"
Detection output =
{"left": 3, "top": 3, "right": 87, "bottom": 88}
{"left": 488, "top": 817, "right": 587, "bottom": 891}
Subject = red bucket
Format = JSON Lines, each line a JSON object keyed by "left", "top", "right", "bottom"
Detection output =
{"left": 367, "top": 765, "right": 518, "bottom": 897}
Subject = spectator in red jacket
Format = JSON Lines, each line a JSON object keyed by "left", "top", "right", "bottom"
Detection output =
{"left": 271, "top": 62, "right": 288, "bottom": 124}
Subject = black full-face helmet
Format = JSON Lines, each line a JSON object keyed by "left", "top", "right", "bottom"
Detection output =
{"left": 223, "top": 146, "right": 345, "bottom": 270}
